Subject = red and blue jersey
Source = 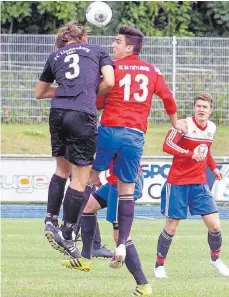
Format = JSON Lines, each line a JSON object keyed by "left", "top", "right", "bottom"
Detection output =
{"left": 96, "top": 55, "right": 177, "bottom": 132}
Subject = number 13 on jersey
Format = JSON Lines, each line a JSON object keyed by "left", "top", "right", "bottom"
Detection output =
{"left": 119, "top": 73, "right": 149, "bottom": 102}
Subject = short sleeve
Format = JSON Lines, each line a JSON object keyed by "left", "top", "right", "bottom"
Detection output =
{"left": 99, "top": 49, "right": 114, "bottom": 69}
{"left": 39, "top": 56, "right": 55, "bottom": 83}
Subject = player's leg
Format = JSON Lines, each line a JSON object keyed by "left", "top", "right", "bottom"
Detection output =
{"left": 80, "top": 191, "right": 107, "bottom": 261}
{"left": 62, "top": 186, "right": 108, "bottom": 271}
{"left": 73, "top": 183, "right": 96, "bottom": 240}
{"left": 154, "top": 182, "right": 188, "bottom": 278}
{"left": 92, "top": 221, "right": 101, "bottom": 251}
{"left": 190, "top": 184, "right": 229, "bottom": 276}
{"left": 89, "top": 125, "right": 118, "bottom": 184}
{"left": 46, "top": 157, "right": 71, "bottom": 225}
{"left": 204, "top": 214, "right": 229, "bottom": 276}
{"left": 44, "top": 109, "right": 71, "bottom": 249}
{"left": 72, "top": 183, "right": 113, "bottom": 258}
{"left": 54, "top": 164, "right": 91, "bottom": 257}
{"left": 92, "top": 221, "right": 114, "bottom": 258}
{"left": 154, "top": 217, "right": 179, "bottom": 279}
{"left": 104, "top": 177, "right": 152, "bottom": 295}
{"left": 114, "top": 129, "right": 144, "bottom": 265}
{"left": 111, "top": 224, "right": 152, "bottom": 296}
{"left": 54, "top": 111, "right": 97, "bottom": 258}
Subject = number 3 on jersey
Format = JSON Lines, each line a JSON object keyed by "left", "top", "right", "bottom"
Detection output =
{"left": 64, "top": 54, "right": 80, "bottom": 79}
{"left": 119, "top": 73, "right": 149, "bottom": 102}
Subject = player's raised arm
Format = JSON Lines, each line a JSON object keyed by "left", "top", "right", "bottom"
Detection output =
{"left": 163, "top": 128, "right": 193, "bottom": 158}
{"left": 97, "top": 65, "right": 115, "bottom": 95}
{"left": 154, "top": 70, "right": 176, "bottom": 114}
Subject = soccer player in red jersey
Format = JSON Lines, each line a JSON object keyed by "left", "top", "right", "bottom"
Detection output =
{"left": 154, "top": 93, "right": 229, "bottom": 278}
{"left": 89, "top": 25, "right": 187, "bottom": 266}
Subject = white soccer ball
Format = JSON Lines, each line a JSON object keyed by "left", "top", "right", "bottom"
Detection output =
{"left": 86, "top": 1, "right": 112, "bottom": 28}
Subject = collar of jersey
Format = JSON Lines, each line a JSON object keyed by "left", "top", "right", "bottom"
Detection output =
{"left": 119, "top": 55, "right": 139, "bottom": 61}
{"left": 192, "top": 116, "right": 207, "bottom": 131}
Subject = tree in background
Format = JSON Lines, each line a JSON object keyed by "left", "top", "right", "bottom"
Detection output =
{"left": 1, "top": 1, "right": 229, "bottom": 37}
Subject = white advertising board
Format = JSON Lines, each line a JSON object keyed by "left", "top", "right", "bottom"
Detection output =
{"left": 1, "top": 159, "right": 55, "bottom": 202}
{"left": 1, "top": 156, "right": 228, "bottom": 203}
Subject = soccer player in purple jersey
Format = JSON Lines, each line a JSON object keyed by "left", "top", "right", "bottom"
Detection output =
{"left": 35, "top": 22, "right": 114, "bottom": 258}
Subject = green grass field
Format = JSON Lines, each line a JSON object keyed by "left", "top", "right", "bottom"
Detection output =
{"left": 1, "top": 123, "right": 229, "bottom": 156}
{"left": 2, "top": 219, "right": 229, "bottom": 297}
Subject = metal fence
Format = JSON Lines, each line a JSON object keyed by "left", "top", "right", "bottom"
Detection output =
{"left": 1, "top": 34, "right": 229, "bottom": 124}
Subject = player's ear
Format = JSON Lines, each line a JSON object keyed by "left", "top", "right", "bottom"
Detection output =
{"left": 127, "top": 44, "right": 134, "bottom": 54}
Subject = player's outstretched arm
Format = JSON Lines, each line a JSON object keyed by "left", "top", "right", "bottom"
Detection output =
{"left": 168, "top": 113, "right": 178, "bottom": 128}
{"left": 163, "top": 128, "right": 193, "bottom": 158}
{"left": 97, "top": 65, "right": 114, "bottom": 95}
{"left": 154, "top": 70, "right": 177, "bottom": 115}
{"left": 35, "top": 81, "right": 56, "bottom": 99}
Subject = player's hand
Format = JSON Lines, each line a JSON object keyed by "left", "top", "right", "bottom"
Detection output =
{"left": 174, "top": 119, "right": 188, "bottom": 134}
{"left": 89, "top": 168, "right": 101, "bottom": 185}
{"left": 192, "top": 153, "right": 205, "bottom": 162}
{"left": 213, "top": 168, "right": 224, "bottom": 180}
{"left": 94, "top": 178, "right": 102, "bottom": 188}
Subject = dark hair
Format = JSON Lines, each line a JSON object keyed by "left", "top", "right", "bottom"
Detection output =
{"left": 55, "top": 22, "right": 89, "bottom": 48}
{"left": 194, "top": 93, "right": 213, "bottom": 108}
{"left": 119, "top": 25, "right": 144, "bottom": 55}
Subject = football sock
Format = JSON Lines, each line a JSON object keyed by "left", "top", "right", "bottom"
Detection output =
{"left": 125, "top": 240, "right": 148, "bottom": 285}
{"left": 117, "top": 194, "right": 134, "bottom": 246}
{"left": 208, "top": 231, "right": 222, "bottom": 261}
{"left": 73, "top": 184, "right": 96, "bottom": 237}
{"left": 81, "top": 213, "right": 97, "bottom": 259}
{"left": 93, "top": 222, "right": 102, "bottom": 250}
{"left": 46, "top": 174, "right": 67, "bottom": 223}
{"left": 45, "top": 214, "right": 58, "bottom": 227}
{"left": 61, "top": 187, "right": 84, "bottom": 240}
{"left": 155, "top": 229, "right": 174, "bottom": 267}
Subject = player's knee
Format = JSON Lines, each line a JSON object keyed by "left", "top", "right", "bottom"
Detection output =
{"left": 165, "top": 218, "right": 179, "bottom": 235}
{"left": 208, "top": 223, "right": 221, "bottom": 233}
{"left": 55, "top": 167, "right": 71, "bottom": 178}
{"left": 83, "top": 196, "right": 100, "bottom": 213}
{"left": 118, "top": 180, "right": 135, "bottom": 195}
{"left": 55, "top": 158, "right": 71, "bottom": 178}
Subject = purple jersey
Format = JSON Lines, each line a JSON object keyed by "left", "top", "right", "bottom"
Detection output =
{"left": 39, "top": 43, "right": 113, "bottom": 115}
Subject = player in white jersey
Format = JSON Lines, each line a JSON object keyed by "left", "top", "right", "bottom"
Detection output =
{"left": 153, "top": 93, "right": 229, "bottom": 278}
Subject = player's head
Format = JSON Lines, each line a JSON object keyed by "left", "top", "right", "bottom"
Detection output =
{"left": 194, "top": 93, "right": 213, "bottom": 122}
{"left": 55, "top": 22, "right": 88, "bottom": 48}
{"left": 112, "top": 25, "right": 144, "bottom": 59}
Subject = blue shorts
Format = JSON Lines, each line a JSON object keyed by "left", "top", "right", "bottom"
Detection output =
{"left": 95, "top": 172, "right": 144, "bottom": 223}
{"left": 93, "top": 125, "right": 144, "bottom": 183}
{"left": 161, "top": 182, "right": 218, "bottom": 219}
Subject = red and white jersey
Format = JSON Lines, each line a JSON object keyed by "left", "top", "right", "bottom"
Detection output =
{"left": 164, "top": 116, "right": 217, "bottom": 185}
{"left": 97, "top": 55, "right": 177, "bottom": 133}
